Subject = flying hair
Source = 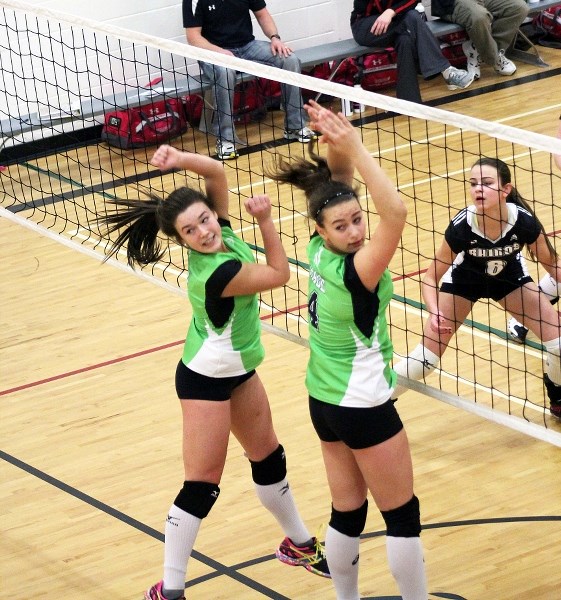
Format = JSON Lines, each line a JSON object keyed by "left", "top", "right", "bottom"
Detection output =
{"left": 98, "top": 186, "right": 210, "bottom": 268}
{"left": 267, "top": 142, "right": 358, "bottom": 225}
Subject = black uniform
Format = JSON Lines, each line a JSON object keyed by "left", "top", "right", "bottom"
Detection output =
{"left": 440, "top": 203, "right": 541, "bottom": 302}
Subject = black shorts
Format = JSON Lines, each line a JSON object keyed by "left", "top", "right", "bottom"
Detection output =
{"left": 308, "top": 397, "right": 403, "bottom": 450}
{"left": 175, "top": 360, "right": 255, "bottom": 401}
{"left": 441, "top": 267, "right": 533, "bottom": 302}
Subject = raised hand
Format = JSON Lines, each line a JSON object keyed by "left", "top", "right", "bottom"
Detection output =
{"left": 244, "top": 194, "right": 272, "bottom": 222}
{"left": 150, "top": 144, "right": 183, "bottom": 171}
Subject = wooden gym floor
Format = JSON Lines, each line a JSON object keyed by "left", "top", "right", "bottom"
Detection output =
{"left": 1, "top": 45, "right": 561, "bottom": 599}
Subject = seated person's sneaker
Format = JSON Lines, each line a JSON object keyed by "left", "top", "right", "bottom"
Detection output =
{"left": 216, "top": 140, "right": 239, "bottom": 160}
{"left": 276, "top": 536, "right": 331, "bottom": 578}
{"left": 443, "top": 67, "right": 474, "bottom": 90}
{"left": 494, "top": 50, "right": 516, "bottom": 76}
{"left": 507, "top": 317, "right": 528, "bottom": 344}
{"left": 544, "top": 373, "right": 561, "bottom": 419}
{"left": 284, "top": 126, "right": 318, "bottom": 143}
{"left": 461, "top": 40, "right": 481, "bottom": 80}
{"left": 144, "top": 580, "right": 185, "bottom": 600}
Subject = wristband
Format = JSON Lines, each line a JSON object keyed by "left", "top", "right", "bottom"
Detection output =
{"left": 270, "top": 34, "right": 281, "bottom": 41}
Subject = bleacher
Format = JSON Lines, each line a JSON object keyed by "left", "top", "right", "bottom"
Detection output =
{"left": 1, "top": 0, "right": 558, "bottom": 140}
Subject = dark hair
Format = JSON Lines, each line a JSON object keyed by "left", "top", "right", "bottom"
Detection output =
{"left": 473, "top": 157, "right": 557, "bottom": 262}
{"left": 98, "top": 186, "right": 211, "bottom": 268}
{"left": 267, "top": 144, "right": 358, "bottom": 226}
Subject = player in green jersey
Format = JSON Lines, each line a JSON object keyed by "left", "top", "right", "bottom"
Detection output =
{"left": 268, "top": 101, "right": 427, "bottom": 600}
{"left": 99, "top": 144, "right": 329, "bottom": 600}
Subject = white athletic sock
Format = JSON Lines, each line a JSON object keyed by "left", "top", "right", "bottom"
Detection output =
{"left": 325, "top": 525, "right": 360, "bottom": 600}
{"left": 544, "top": 337, "right": 561, "bottom": 385}
{"left": 163, "top": 504, "right": 201, "bottom": 593}
{"left": 254, "top": 478, "right": 311, "bottom": 545}
{"left": 386, "top": 536, "right": 427, "bottom": 600}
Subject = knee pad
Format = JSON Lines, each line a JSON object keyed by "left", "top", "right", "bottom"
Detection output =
{"left": 539, "top": 274, "right": 561, "bottom": 305}
{"left": 250, "top": 444, "right": 287, "bottom": 486}
{"left": 174, "top": 481, "right": 220, "bottom": 519}
{"left": 329, "top": 500, "right": 368, "bottom": 538}
{"left": 394, "top": 345, "right": 439, "bottom": 382}
{"left": 381, "top": 495, "right": 421, "bottom": 538}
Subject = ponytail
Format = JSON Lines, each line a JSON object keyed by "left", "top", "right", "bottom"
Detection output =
{"left": 267, "top": 144, "right": 358, "bottom": 225}
{"left": 98, "top": 186, "right": 210, "bottom": 268}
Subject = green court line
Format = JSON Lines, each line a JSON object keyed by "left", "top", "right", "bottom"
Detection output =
{"left": 26, "top": 161, "right": 546, "bottom": 353}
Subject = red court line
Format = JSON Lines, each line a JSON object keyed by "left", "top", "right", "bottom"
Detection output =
{"left": 5, "top": 230, "right": 555, "bottom": 398}
{"left": 0, "top": 340, "right": 184, "bottom": 397}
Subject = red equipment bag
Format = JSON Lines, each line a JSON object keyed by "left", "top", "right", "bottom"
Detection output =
{"left": 533, "top": 4, "right": 561, "bottom": 48}
{"left": 438, "top": 30, "right": 469, "bottom": 68}
{"left": 301, "top": 58, "right": 359, "bottom": 101}
{"left": 233, "top": 79, "right": 267, "bottom": 123}
{"left": 182, "top": 94, "right": 204, "bottom": 125}
{"left": 359, "top": 49, "right": 398, "bottom": 92}
{"left": 101, "top": 97, "right": 188, "bottom": 149}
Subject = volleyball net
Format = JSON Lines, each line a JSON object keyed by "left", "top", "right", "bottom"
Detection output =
{"left": 2, "top": 0, "right": 561, "bottom": 446}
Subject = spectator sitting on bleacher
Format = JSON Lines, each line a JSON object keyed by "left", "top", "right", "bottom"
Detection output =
{"left": 351, "top": 0, "right": 474, "bottom": 104}
{"left": 183, "top": 0, "right": 316, "bottom": 161}
{"left": 431, "top": 0, "right": 529, "bottom": 80}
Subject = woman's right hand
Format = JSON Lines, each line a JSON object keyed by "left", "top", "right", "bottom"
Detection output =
{"left": 429, "top": 310, "right": 453, "bottom": 335}
{"left": 244, "top": 194, "right": 272, "bottom": 222}
{"left": 150, "top": 144, "right": 182, "bottom": 171}
{"left": 305, "top": 100, "right": 362, "bottom": 157}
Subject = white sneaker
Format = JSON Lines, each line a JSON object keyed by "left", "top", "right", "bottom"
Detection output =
{"left": 507, "top": 317, "right": 528, "bottom": 344}
{"left": 283, "top": 126, "right": 317, "bottom": 143}
{"left": 215, "top": 140, "right": 238, "bottom": 160}
{"left": 461, "top": 40, "right": 481, "bottom": 80}
{"left": 494, "top": 50, "right": 516, "bottom": 76}
{"left": 443, "top": 66, "right": 475, "bottom": 91}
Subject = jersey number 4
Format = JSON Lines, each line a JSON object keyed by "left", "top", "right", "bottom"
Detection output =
{"left": 309, "top": 291, "right": 319, "bottom": 330}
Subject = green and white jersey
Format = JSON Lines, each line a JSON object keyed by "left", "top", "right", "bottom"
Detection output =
{"left": 306, "top": 234, "right": 396, "bottom": 407}
{"left": 182, "top": 220, "right": 265, "bottom": 377}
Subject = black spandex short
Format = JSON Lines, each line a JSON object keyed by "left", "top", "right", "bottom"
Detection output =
{"left": 308, "top": 397, "right": 403, "bottom": 450}
{"left": 175, "top": 360, "right": 255, "bottom": 401}
{"left": 441, "top": 268, "right": 533, "bottom": 303}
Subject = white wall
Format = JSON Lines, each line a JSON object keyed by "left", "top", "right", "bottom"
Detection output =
{"left": 0, "top": 0, "right": 355, "bottom": 131}
{"left": 20, "top": 0, "right": 354, "bottom": 46}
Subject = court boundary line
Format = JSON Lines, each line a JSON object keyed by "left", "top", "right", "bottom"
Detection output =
{"left": 2, "top": 448, "right": 559, "bottom": 596}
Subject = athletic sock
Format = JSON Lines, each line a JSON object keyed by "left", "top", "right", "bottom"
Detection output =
{"left": 163, "top": 503, "right": 201, "bottom": 593}
{"left": 544, "top": 337, "right": 561, "bottom": 385}
{"left": 254, "top": 478, "right": 311, "bottom": 545}
{"left": 325, "top": 525, "right": 360, "bottom": 600}
{"left": 386, "top": 536, "right": 427, "bottom": 600}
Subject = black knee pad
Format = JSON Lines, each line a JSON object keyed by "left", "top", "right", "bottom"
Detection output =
{"left": 329, "top": 500, "right": 368, "bottom": 537}
{"left": 250, "top": 444, "right": 287, "bottom": 485}
{"left": 174, "top": 481, "right": 220, "bottom": 519}
{"left": 381, "top": 495, "right": 421, "bottom": 538}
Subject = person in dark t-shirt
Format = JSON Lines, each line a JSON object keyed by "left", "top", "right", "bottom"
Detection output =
{"left": 393, "top": 157, "right": 561, "bottom": 419}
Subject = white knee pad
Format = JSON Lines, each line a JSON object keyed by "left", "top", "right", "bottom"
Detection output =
{"left": 544, "top": 337, "right": 561, "bottom": 385}
{"left": 393, "top": 344, "right": 440, "bottom": 397}
{"left": 538, "top": 275, "right": 561, "bottom": 304}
